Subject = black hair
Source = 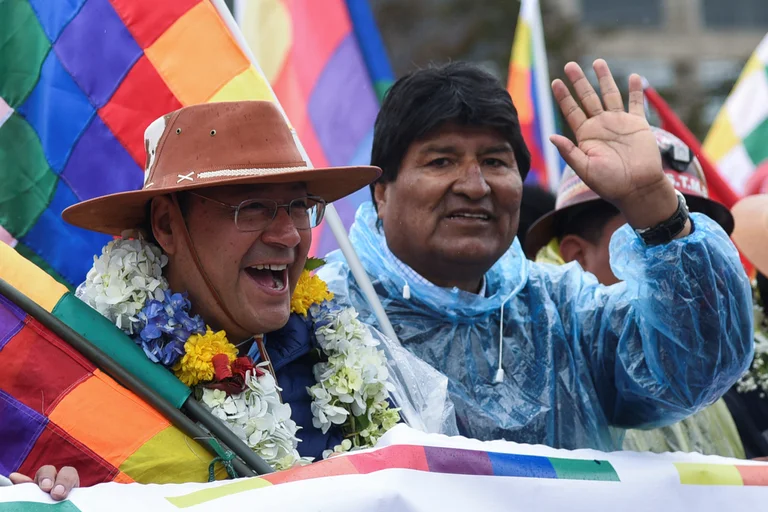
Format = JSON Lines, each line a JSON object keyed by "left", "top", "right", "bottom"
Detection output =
{"left": 518, "top": 185, "right": 556, "bottom": 249}
{"left": 369, "top": 62, "right": 531, "bottom": 204}
{"left": 555, "top": 201, "right": 621, "bottom": 245}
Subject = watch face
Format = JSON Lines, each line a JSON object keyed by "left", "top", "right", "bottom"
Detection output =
{"left": 676, "top": 190, "right": 688, "bottom": 209}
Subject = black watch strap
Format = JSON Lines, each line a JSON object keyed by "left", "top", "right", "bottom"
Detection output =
{"left": 634, "top": 192, "right": 690, "bottom": 246}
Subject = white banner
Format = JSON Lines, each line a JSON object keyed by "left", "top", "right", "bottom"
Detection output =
{"left": 2, "top": 425, "right": 768, "bottom": 511}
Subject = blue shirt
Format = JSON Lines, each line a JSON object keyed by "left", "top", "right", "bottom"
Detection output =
{"left": 261, "top": 314, "right": 343, "bottom": 460}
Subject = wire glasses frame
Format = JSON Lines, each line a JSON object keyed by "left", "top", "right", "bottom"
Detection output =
{"left": 186, "top": 191, "right": 326, "bottom": 232}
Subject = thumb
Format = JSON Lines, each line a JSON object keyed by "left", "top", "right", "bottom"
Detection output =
{"left": 550, "top": 135, "right": 589, "bottom": 177}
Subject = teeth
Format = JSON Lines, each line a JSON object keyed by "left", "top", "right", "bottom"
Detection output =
{"left": 453, "top": 213, "right": 489, "bottom": 219}
{"left": 250, "top": 264, "right": 288, "bottom": 271}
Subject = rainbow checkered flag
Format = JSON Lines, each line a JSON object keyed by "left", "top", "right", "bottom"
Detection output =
{"left": 703, "top": 33, "right": 768, "bottom": 195}
{"left": 236, "top": 0, "right": 395, "bottom": 257}
{"left": 507, "top": 0, "right": 562, "bottom": 192}
{"left": 0, "top": 0, "right": 280, "bottom": 485}
{"left": 0, "top": 0, "right": 275, "bottom": 289}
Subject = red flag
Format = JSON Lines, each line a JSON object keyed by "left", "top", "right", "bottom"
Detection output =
{"left": 642, "top": 85, "right": 741, "bottom": 209}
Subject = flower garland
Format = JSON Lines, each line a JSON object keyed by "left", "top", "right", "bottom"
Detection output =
{"left": 309, "top": 304, "right": 400, "bottom": 458}
{"left": 737, "top": 279, "right": 768, "bottom": 396}
{"left": 78, "top": 238, "right": 398, "bottom": 471}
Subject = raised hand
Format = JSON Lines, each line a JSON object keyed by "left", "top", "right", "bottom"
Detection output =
{"left": 550, "top": 59, "right": 684, "bottom": 232}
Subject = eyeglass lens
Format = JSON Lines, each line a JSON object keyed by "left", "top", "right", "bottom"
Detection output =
{"left": 234, "top": 198, "right": 325, "bottom": 231}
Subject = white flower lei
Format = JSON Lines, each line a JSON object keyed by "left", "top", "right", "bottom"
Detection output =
{"left": 200, "top": 363, "right": 311, "bottom": 471}
{"left": 309, "top": 305, "right": 400, "bottom": 458}
{"left": 79, "top": 237, "right": 399, "bottom": 470}
{"left": 77, "top": 239, "right": 168, "bottom": 334}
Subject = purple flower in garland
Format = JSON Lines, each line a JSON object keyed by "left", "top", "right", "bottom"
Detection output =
{"left": 133, "top": 290, "right": 205, "bottom": 367}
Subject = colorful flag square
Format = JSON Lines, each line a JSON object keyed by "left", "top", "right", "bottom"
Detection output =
{"left": 144, "top": 1, "right": 250, "bottom": 105}
{"left": 17, "top": 51, "right": 96, "bottom": 173}
{"left": 54, "top": 0, "right": 143, "bottom": 108}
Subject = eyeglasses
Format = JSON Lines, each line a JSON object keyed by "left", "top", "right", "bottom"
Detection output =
{"left": 186, "top": 191, "right": 326, "bottom": 232}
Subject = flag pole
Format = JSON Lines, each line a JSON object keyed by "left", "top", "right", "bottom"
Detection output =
{"left": 527, "top": 0, "right": 561, "bottom": 191}
{"left": 215, "top": 0, "right": 400, "bottom": 343}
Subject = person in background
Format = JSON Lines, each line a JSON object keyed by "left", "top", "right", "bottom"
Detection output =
{"left": 525, "top": 127, "right": 744, "bottom": 457}
{"left": 318, "top": 59, "right": 753, "bottom": 450}
{"left": 517, "top": 185, "right": 556, "bottom": 251}
{"left": 726, "top": 194, "right": 768, "bottom": 459}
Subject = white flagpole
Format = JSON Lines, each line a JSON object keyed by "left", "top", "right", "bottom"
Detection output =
{"left": 214, "top": 0, "right": 400, "bottom": 343}
{"left": 527, "top": 0, "right": 561, "bottom": 191}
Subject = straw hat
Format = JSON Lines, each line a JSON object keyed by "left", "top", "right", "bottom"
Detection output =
{"left": 524, "top": 127, "right": 734, "bottom": 258}
{"left": 63, "top": 101, "right": 381, "bottom": 235}
{"left": 731, "top": 194, "right": 768, "bottom": 276}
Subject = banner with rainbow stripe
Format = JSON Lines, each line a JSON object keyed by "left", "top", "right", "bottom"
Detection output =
{"left": 2, "top": 425, "right": 768, "bottom": 511}
{"left": 507, "top": 0, "right": 562, "bottom": 192}
{"left": 0, "top": 0, "right": 276, "bottom": 290}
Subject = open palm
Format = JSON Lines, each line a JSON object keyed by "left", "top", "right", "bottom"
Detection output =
{"left": 550, "top": 60, "right": 664, "bottom": 205}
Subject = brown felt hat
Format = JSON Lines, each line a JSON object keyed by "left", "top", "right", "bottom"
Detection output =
{"left": 524, "top": 127, "right": 734, "bottom": 259}
{"left": 63, "top": 101, "right": 381, "bottom": 236}
{"left": 731, "top": 194, "right": 768, "bottom": 276}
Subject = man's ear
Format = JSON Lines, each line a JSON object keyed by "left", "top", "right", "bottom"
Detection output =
{"left": 150, "top": 195, "right": 178, "bottom": 255}
{"left": 559, "top": 234, "right": 589, "bottom": 268}
{"left": 373, "top": 182, "right": 389, "bottom": 220}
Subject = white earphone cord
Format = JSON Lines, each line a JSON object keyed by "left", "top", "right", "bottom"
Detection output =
{"left": 493, "top": 300, "right": 506, "bottom": 384}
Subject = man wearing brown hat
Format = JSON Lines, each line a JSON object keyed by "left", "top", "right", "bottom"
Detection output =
{"left": 526, "top": 127, "right": 745, "bottom": 458}
{"left": 8, "top": 100, "right": 385, "bottom": 497}
{"left": 319, "top": 59, "right": 753, "bottom": 451}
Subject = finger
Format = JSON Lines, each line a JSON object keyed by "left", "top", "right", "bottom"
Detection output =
{"left": 550, "top": 134, "right": 589, "bottom": 176}
{"left": 593, "top": 59, "right": 624, "bottom": 112}
{"left": 551, "top": 79, "right": 588, "bottom": 134}
{"left": 563, "top": 62, "right": 604, "bottom": 117}
{"left": 9, "top": 473, "right": 34, "bottom": 485}
{"left": 627, "top": 74, "right": 646, "bottom": 117}
{"left": 34, "top": 466, "right": 57, "bottom": 492}
{"left": 50, "top": 466, "right": 79, "bottom": 502}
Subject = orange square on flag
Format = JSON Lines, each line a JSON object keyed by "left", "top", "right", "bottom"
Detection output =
{"left": 145, "top": 1, "right": 250, "bottom": 105}
{"left": 48, "top": 370, "right": 170, "bottom": 468}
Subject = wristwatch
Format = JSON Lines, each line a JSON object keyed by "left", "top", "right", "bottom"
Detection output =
{"left": 634, "top": 191, "right": 690, "bottom": 246}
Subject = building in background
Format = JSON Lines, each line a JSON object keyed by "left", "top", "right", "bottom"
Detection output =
{"left": 371, "top": 0, "right": 767, "bottom": 140}
{"left": 556, "top": 0, "right": 767, "bottom": 132}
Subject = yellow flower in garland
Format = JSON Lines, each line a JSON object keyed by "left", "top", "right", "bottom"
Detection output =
{"left": 291, "top": 269, "right": 334, "bottom": 316}
{"left": 173, "top": 327, "right": 238, "bottom": 386}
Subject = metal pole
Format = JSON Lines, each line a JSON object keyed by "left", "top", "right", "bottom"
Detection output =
{"left": 214, "top": 0, "right": 400, "bottom": 344}
{"left": 0, "top": 279, "right": 261, "bottom": 478}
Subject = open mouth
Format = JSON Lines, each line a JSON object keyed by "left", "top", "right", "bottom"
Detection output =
{"left": 245, "top": 263, "right": 289, "bottom": 293}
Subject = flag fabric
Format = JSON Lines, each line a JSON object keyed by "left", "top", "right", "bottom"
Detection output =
{"left": 3, "top": 425, "right": 768, "bottom": 511}
{"left": 235, "top": 0, "right": 394, "bottom": 257}
{"left": 703, "top": 34, "right": 768, "bottom": 197}
{"left": 0, "top": 0, "right": 276, "bottom": 290}
{"left": 0, "top": 242, "right": 223, "bottom": 485}
{"left": 643, "top": 84, "right": 741, "bottom": 208}
{"left": 507, "top": 0, "right": 562, "bottom": 192}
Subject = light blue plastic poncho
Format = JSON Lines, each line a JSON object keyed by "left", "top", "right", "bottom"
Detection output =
{"left": 319, "top": 202, "right": 754, "bottom": 451}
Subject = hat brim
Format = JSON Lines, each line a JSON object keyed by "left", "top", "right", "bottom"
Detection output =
{"left": 731, "top": 194, "right": 768, "bottom": 276}
{"left": 63, "top": 165, "right": 381, "bottom": 236}
{"left": 523, "top": 195, "right": 735, "bottom": 260}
